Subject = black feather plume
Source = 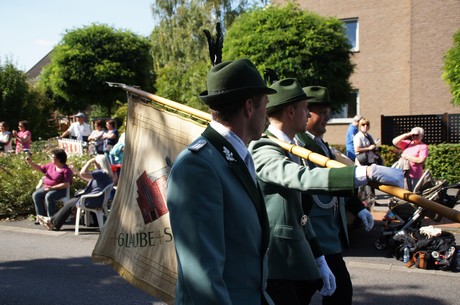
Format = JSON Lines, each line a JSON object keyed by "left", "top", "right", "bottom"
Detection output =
{"left": 264, "top": 68, "right": 279, "bottom": 85}
{"left": 203, "top": 22, "right": 224, "bottom": 66}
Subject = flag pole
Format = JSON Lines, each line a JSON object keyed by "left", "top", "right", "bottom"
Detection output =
{"left": 112, "top": 83, "right": 460, "bottom": 224}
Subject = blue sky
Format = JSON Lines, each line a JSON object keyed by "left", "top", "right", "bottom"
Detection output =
{"left": 0, "top": 0, "right": 155, "bottom": 71}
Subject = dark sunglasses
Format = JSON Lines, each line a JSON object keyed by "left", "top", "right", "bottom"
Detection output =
{"left": 412, "top": 134, "right": 420, "bottom": 137}
{"left": 360, "top": 123, "right": 369, "bottom": 126}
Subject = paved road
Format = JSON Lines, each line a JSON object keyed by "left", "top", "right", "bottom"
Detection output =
{"left": 0, "top": 220, "right": 164, "bottom": 305}
{"left": 1, "top": 208, "right": 459, "bottom": 305}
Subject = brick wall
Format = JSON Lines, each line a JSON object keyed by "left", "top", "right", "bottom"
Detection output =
{"left": 410, "top": 0, "right": 460, "bottom": 114}
{"left": 273, "top": 0, "right": 460, "bottom": 145}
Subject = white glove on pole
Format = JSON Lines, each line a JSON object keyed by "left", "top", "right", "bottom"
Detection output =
{"left": 368, "top": 164, "right": 404, "bottom": 188}
{"left": 315, "top": 255, "right": 336, "bottom": 296}
{"left": 358, "top": 209, "right": 374, "bottom": 231}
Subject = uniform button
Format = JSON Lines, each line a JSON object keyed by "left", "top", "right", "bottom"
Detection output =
{"left": 300, "top": 215, "right": 308, "bottom": 226}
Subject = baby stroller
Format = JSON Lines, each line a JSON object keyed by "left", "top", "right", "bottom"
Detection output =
{"left": 374, "top": 169, "right": 460, "bottom": 250}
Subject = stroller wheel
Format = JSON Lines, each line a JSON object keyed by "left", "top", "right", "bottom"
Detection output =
{"left": 375, "top": 238, "right": 388, "bottom": 250}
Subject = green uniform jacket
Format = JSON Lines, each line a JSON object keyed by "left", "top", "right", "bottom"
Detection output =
{"left": 296, "top": 133, "right": 365, "bottom": 255}
{"left": 249, "top": 131, "right": 356, "bottom": 280}
{"left": 167, "top": 126, "right": 273, "bottom": 305}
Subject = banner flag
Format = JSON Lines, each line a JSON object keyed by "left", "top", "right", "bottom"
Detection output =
{"left": 92, "top": 94, "right": 205, "bottom": 304}
{"left": 58, "top": 138, "right": 84, "bottom": 155}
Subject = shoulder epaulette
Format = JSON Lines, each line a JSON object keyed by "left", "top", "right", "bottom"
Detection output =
{"left": 188, "top": 139, "right": 208, "bottom": 152}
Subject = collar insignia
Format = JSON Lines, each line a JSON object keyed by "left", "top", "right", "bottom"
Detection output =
{"left": 223, "top": 146, "right": 236, "bottom": 162}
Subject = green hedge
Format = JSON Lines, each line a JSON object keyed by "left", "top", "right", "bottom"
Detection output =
{"left": 425, "top": 144, "right": 460, "bottom": 184}
{"left": 331, "top": 143, "right": 460, "bottom": 184}
{"left": 1, "top": 141, "right": 459, "bottom": 218}
{"left": 0, "top": 141, "right": 90, "bottom": 217}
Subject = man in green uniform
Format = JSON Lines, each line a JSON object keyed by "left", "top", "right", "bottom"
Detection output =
{"left": 249, "top": 78, "right": 403, "bottom": 305}
{"left": 167, "top": 59, "right": 276, "bottom": 305}
{"left": 296, "top": 86, "right": 374, "bottom": 305}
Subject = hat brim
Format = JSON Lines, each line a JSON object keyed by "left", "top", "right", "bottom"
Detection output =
{"left": 199, "top": 86, "right": 277, "bottom": 106}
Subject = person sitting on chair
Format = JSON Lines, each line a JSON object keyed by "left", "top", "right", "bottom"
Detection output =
{"left": 37, "top": 155, "right": 113, "bottom": 231}
{"left": 27, "top": 149, "right": 73, "bottom": 218}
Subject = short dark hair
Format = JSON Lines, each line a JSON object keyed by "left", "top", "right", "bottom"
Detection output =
{"left": 19, "top": 120, "right": 29, "bottom": 130}
{"left": 94, "top": 120, "right": 104, "bottom": 128}
{"left": 106, "top": 119, "right": 116, "bottom": 128}
{"left": 52, "top": 149, "right": 67, "bottom": 164}
{"left": 210, "top": 94, "right": 264, "bottom": 124}
{"left": 0, "top": 121, "right": 8, "bottom": 130}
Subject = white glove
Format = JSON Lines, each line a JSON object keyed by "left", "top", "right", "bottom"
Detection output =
{"left": 358, "top": 209, "right": 374, "bottom": 231}
{"left": 315, "top": 255, "right": 336, "bottom": 296}
{"left": 368, "top": 164, "right": 404, "bottom": 188}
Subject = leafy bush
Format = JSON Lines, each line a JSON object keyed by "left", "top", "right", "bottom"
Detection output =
{"left": 328, "top": 143, "right": 460, "bottom": 184}
{"left": 0, "top": 141, "right": 90, "bottom": 217}
{"left": 425, "top": 144, "right": 460, "bottom": 184}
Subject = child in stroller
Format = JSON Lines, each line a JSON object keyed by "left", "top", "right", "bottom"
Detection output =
{"left": 374, "top": 169, "right": 460, "bottom": 251}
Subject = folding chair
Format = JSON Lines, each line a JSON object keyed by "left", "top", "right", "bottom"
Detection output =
{"left": 74, "top": 183, "right": 113, "bottom": 235}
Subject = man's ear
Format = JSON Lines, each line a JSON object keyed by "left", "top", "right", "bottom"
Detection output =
{"left": 244, "top": 98, "right": 255, "bottom": 118}
{"left": 286, "top": 104, "right": 295, "bottom": 119}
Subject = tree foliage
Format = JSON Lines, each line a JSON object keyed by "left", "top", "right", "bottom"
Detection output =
{"left": 150, "top": 0, "right": 263, "bottom": 110}
{"left": 0, "top": 60, "right": 55, "bottom": 139}
{"left": 223, "top": 3, "right": 355, "bottom": 111}
{"left": 40, "top": 24, "right": 154, "bottom": 116}
{"left": 443, "top": 29, "right": 460, "bottom": 106}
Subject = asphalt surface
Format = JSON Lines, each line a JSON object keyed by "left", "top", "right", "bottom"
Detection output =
{"left": 1, "top": 191, "right": 459, "bottom": 305}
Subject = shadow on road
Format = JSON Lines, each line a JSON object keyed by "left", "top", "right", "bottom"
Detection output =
{"left": 0, "top": 256, "right": 162, "bottom": 305}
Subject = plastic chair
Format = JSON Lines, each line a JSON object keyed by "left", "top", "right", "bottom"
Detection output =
{"left": 74, "top": 183, "right": 113, "bottom": 235}
{"left": 35, "top": 177, "right": 71, "bottom": 217}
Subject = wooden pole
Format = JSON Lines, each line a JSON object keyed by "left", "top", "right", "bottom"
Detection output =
{"left": 116, "top": 84, "right": 460, "bottom": 223}
{"left": 267, "top": 135, "right": 460, "bottom": 223}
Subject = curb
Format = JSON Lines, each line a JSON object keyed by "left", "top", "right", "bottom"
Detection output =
{"left": 346, "top": 261, "right": 460, "bottom": 277}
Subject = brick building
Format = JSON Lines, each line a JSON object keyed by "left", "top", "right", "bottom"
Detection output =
{"left": 275, "top": 0, "right": 460, "bottom": 144}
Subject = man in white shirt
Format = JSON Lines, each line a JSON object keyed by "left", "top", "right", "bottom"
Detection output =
{"left": 61, "top": 112, "right": 91, "bottom": 142}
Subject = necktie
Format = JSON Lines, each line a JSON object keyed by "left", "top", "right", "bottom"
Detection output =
{"left": 291, "top": 140, "right": 301, "bottom": 164}
{"left": 245, "top": 153, "right": 257, "bottom": 183}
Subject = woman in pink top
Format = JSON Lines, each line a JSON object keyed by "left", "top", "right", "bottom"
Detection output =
{"left": 26, "top": 149, "right": 73, "bottom": 217}
{"left": 392, "top": 127, "right": 428, "bottom": 191}
{"left": 12, "top": 120, "right": 32, "bottom": 154}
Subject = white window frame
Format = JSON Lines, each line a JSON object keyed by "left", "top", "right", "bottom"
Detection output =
{"left": 342, "top": 18, "right": 359, "bottom": 52}
{"left": 329, "top": 90, "right": 360, "bottom": 124}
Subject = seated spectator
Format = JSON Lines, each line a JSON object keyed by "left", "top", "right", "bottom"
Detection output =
{"left": 37, "top": 155, "right": 113, "bottom": 231}
{"left": 12, "top": 120, "right": 32, "bottom": 154}
{"left": 61, "top": 112, "right": 91, "bottom": 143}
{"left": 88, "top": 119, "right": 105, "bottom": 155}
{"left": 0, "top": 121, "right": 12, "bottom": 153}
{"left": 26, "top": 149, "right": 73, "bottom": 217}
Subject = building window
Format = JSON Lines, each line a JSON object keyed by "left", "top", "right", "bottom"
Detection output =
{"left": 342, "top": 18, "right": 359, "bottom": 52}
{"left": 330, "top": 91, "right": 359, "bottom": 123}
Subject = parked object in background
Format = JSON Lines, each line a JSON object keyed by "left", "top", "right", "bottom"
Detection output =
{"left": 375, "top": 170, "right": 460, "bottom": 251}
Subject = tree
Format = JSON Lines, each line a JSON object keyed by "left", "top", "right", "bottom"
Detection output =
{"left": 223, "top": 3, "right": 355, "bottom": 111}
{"left": 150, "top": 0, "right": 264, "bottom": 110}
{"left": 443, "top": 29, "right": 460, "bottom": 106}
{"left": 0, "top": 60, "right": 55, "bottom": 139}
{"left": 0, "top": 60, "right": 28, "bottom": 123}
{"left": 40, "top": 24, "right": 154, "bottom": 116}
